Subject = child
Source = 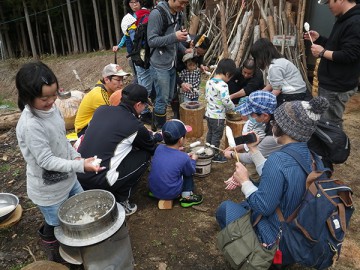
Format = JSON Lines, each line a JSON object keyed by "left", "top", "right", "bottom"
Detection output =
{"left": 148, "top": 119, "right": 203, "bottom": 207}
{"left": 205, "top": 58, "right": 237, "bottom": 163}
{"left": 15, "top": 61, "right": 103, "bottom": 263}
{"left": 179, "top": 52, "right": 202, "bottom": 102}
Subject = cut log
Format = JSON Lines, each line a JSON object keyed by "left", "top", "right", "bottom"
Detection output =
{"left": 0, "top": 112, "right": 21, "bottom": 130}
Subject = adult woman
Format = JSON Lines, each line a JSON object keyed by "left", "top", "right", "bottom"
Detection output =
{"left": 251, "top": 38, "right": 307, "bottom": 106}
{"left": 216, "top": 96, "right": 329, "bottom": 265}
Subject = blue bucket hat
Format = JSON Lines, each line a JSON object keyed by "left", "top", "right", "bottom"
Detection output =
{"left": 235, "top": 91, "right": 277, "bottom": 116}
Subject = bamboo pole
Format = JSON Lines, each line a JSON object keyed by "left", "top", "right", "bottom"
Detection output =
{"left": 235, "top": 11, "right": 254, "bottom": 66}
{"left": 219, "top": 1, "right": 229, "bottom": 58}
{"left": 268, "top": 15, "right": 276, "bottom": 42}
{"left": 259, "top": 19, "right": 269, "bottom": 39}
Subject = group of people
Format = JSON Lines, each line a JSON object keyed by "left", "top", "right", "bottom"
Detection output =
{"left": 14, "top": 0, "right": 360, "bottom": 268}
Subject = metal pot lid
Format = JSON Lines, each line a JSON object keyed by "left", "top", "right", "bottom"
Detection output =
{"left": 55, "top": 203, "right": 125, "bottom": 247}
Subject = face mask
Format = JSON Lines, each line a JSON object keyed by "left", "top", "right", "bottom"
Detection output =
{"left": 248, "top": 116, "right": 257, "bottom": 124}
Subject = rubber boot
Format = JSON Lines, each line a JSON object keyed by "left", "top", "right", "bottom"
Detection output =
{"left": 38, "top": 225, "right": 66, "bottom": 264}
{"left": 151, "top": 111, "right": 166, "bottom": 131}
{"left": 170, "top": 100, "right": 180, "bottom": 119}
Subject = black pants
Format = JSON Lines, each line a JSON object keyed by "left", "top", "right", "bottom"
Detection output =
{"left": 106, "top": 149, "right": 151, "bottom": 202}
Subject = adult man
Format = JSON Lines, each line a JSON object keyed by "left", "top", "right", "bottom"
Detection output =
{"left": 77, "top": 84, "right": 160, "bottom": 215}
{"left": 147, "top": 0, "right": 191, "bottom": 130}
{"left": 74, "top": 64, "right": 129, "bottom": 136}
{"left": 306, "top": 0, "right": 360, "bottom": 128}
{"left": 228, "top": 58, "right": 264, "bottom": 104}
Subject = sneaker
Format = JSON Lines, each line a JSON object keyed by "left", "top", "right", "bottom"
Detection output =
{"left": 179, "top": 194, "right": 203, "bottom": 208}
{"left": 120, "top": 200, "right": 137, "bottom": 216}
{"left": 212, "top": 154, "right": 227, "bottom": 163}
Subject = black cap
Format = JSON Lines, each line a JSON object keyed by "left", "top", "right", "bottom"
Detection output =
{"left": 122, "top": 84, "right": 148, "bottom": 103}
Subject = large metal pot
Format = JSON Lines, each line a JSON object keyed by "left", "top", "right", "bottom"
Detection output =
{"left": 54, "top": 190, "right": 125, "bottom": 247}
{"left": 0, "top": 193, "right": 19, "bottom": 223}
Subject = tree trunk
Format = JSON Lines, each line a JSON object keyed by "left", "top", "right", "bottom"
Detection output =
{"left": 46, "top": 3, "right": 57, "bottom": 57}
{"left": 111, "top": 0, "right": 121, "bottom": 43}
{"left": 62, "top": 7, "right": 71, "bottom": 55}
{"left": 66, "top": 0, "right": 79, "bottom": 54}
{"left": 74, "top": 4, "right": 83, "bottom": 53}
{"left": 23, "top": 0, "right": 37, "bottom": 58}
{"left": 20, "top": 21, "right": 29, "bottom": 57}
{"left": 106, "top": 0, "right": 114, "bottom": 48}
{"left": 92, "top": 0, "right": 104, "bottom": 50}
{"left": 77, "top": 0, "right": 87, "bottom": 53}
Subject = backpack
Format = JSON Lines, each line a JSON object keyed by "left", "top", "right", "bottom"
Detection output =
{"left": 278, "top": 148, "right": 354, "bottom": 269}
{"left": 127, "top": 5, "right": 169, "bottom": 69}
{"left": 307, "top": 119, "right": 351, "bottom": 167}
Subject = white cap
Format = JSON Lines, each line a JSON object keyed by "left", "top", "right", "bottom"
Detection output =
{"left": 102, "top": 64, "right": 130, "bottom": 78}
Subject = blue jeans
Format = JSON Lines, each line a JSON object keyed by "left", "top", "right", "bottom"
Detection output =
{"left": 135, "top": 65, "right": 153, "bottom": 114}
{"left": 319, "top": 87, "right": 357, "bottom": 129}
{"left": 135, "top": 65, "right": 153, "bottom": 96}
{"left": 37, "top": 181, "right": 83, "bottom": 227}
{"left": 182, "top": 174, "right": 194, "bottom": 192}
{"left": 150, "top": 66, "right": 176, "bottom": 115}
{"left": 216, "top": 200, "right": 250, "bottom": 229}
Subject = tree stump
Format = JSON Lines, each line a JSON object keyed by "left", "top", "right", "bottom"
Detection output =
{"left": 179, "top": 102, "right": 205, "bottom": 138}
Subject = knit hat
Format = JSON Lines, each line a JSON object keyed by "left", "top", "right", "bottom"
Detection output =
{"left": 102, "top": 64, "right": 130, "bottom": 78}
{"left": 121, "top": 84, "right": 148, "bottom": 103}
{"left": 235, "top": 91, "right": 277, "bottom": 115}
{"left": 274, "top": 96, "right": 329, "bottom": 142}
{"left": 162, "top": 119, "right": 192, "bottom": 142}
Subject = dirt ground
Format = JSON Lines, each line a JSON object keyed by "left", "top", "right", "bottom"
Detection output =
{"left": 0, "top": 52, "right": 359, "bottom": 270}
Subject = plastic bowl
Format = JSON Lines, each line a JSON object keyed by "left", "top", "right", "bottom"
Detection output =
{"left": 0, "top": 193, "right": 19, "bottom": 223}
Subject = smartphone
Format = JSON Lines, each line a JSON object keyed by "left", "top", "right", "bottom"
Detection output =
{"left": 234, "top": 133, "right": 257, "bottom": 145}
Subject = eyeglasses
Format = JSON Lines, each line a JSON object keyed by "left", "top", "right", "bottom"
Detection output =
{"left": 111, "top": 77, "right": 123, "bottom": 83}
{"left": 270, "top": 120, "right": 277, "bottom": 126}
